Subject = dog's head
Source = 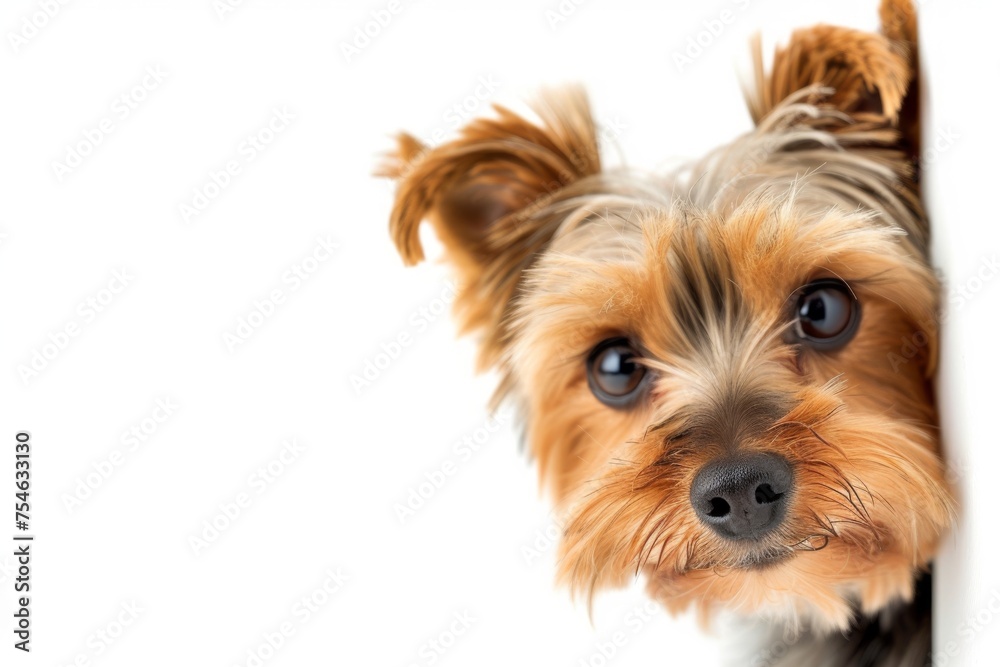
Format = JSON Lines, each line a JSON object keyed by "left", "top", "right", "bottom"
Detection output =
{"left": 380, "top": 0, "right": 952, "bottom": 632}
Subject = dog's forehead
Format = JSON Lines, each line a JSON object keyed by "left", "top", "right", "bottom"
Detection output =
{"left": 539, "top": 197, "right": 858, "bottom": 312}
{"left": 516, "top": 193, "right": 914, "bottom": 365}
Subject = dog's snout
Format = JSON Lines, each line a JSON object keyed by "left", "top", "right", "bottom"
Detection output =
{"left": 690, "top": 453, "right": 793, "bottom": 540}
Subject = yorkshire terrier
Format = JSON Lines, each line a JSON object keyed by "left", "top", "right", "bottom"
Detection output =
{"left": 378, "top": 0, "right": 954, "bottom": 664}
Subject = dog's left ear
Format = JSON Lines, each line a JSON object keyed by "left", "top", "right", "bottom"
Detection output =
{"left": 748, "top": 0, "right": 921, "bottom": 156}
{"left": 377, "top": 87, "right": 602, "bottom": 367}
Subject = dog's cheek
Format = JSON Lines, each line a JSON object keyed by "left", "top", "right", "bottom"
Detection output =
{"left": 803, "top": 295, "right": 937, "bottom": 426}
{"left": 825, "top": 421, "right": 951, "bottom": 558}
{"left": 525, "top": 386, "right": 649, "bottom": 501}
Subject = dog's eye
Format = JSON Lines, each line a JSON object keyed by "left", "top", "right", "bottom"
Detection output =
{"left": 587, "top": 338, "right": 647, "bottom": 407}
{"left": 793, "top": 279, "right": 860, "bottom": 349}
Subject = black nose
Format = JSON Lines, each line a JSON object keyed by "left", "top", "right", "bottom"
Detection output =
{"left": 690, "top": 453, "right": 793, "bottom": 540}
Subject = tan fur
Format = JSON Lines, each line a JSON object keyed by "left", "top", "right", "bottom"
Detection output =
{"left": 379, "top": 0, "right": 952, "bottom": 637}
{"left": 376, "top": 87, "right": 602, "bottom": 371}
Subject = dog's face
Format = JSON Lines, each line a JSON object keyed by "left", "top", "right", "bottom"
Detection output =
{"left": 381, "top": 0, "right": 952, "bottom": 632}
{"left": 512, "top": 196, "right": 949, "bottom": 631}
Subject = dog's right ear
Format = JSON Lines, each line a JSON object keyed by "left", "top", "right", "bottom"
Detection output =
{"left": 377, "top": 87, "right": 602, "bottom": 366}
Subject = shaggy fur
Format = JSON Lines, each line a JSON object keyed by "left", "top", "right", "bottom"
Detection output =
{"left": 379, "top": 0, "right": 953, "bottom": 664}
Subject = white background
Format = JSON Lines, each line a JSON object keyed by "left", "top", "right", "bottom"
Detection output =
{"left": 0, "top": 1, "right": 997, "bottom": 665}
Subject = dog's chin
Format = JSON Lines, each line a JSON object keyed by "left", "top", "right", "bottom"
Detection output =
{"left": 642, "top": 533, "right": 931, "bottom": 634}
{"left": 645, "top": 545, "right": 794, "bottom": 583}
{"left": 699, "top": 547, "right": 795, "bottom": 574}
{"left": 732, "top": 547, "right": 794, "bottom": 571}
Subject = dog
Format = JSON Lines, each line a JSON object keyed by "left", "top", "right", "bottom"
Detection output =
{"left": 378, "top": 0, "right": 954, "bottom": 663}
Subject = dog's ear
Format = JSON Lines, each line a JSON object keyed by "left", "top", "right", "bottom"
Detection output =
{"left": 748, "top": 0, "right": 920, "bottom": 154}
{"left": 377, "top": 87, "right": 601, "bottom": 367}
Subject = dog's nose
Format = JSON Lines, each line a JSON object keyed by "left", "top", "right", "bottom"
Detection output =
{"left": 690, "top": 453, "right": 793, "bottom": 540}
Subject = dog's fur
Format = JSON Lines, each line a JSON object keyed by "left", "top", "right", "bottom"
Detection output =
{"left": 379, "top": 1, "right": 954, "bottom": 663}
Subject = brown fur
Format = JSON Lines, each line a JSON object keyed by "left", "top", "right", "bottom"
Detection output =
{"left": 379, "top": 0, "right": 953, "bottom": 654}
